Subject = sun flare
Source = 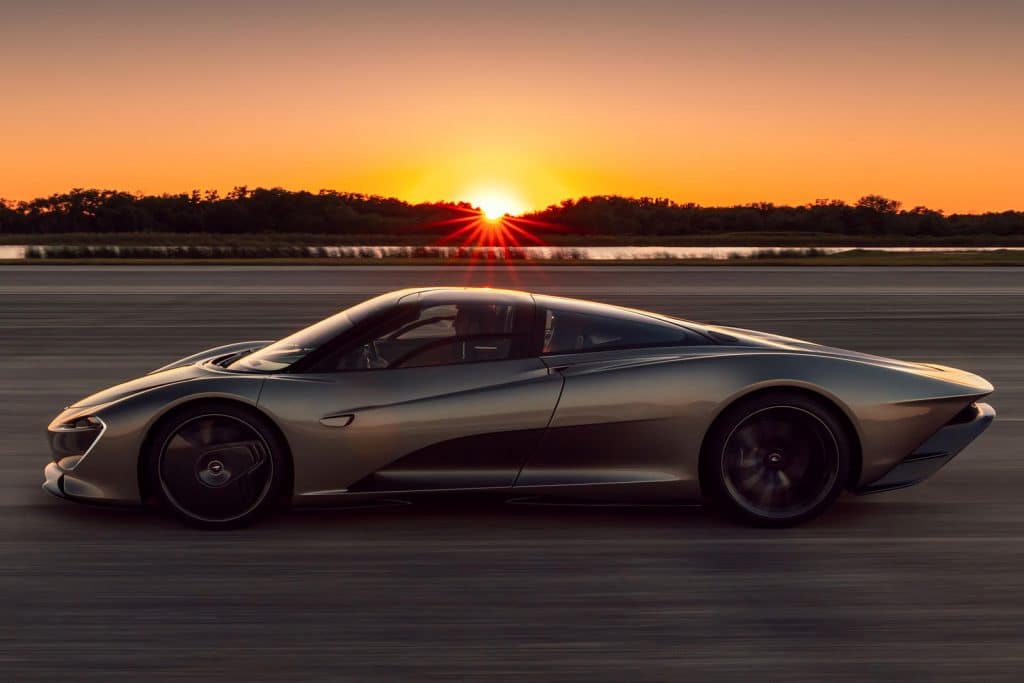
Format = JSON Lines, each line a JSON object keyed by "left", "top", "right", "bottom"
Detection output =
{"left": 467, "top": 189, "right": 527, "bottom": 222}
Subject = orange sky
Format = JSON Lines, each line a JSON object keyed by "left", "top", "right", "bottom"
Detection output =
{"left": 2, "top": 0, "right": 1022, "bottom": 213}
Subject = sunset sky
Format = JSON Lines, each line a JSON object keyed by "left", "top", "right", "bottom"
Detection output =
{"left": 2, "top": 0, "right": 1022, "bottom": 213}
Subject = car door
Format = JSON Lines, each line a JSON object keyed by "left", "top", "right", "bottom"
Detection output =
{"left": 258, "top": 292, "right": 563, "bottom": 498}
{"left": 515, "top": 300, "right": 705, "bottom": 488}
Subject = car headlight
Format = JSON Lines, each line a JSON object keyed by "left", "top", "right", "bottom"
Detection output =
{"left": 49, "top": 415, "right": 106, "bottom": 469}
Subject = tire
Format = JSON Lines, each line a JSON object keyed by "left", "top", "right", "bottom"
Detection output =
{"left": 703, "top": 391, "right": 852, "bottom": 527}
{"left": 146, "top": 402, "right": 286, "bottom": 529}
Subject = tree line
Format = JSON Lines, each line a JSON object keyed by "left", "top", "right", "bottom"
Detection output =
{"left": 0, "top": 188, "right": 473, "bottom": 236}
{"left": 2, "top": 187, "right": 1022, "bottom": 238}
{"left": 524, "top": 196, "right": 1023, "bottom": 238}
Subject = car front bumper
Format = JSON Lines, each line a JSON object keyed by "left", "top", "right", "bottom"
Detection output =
{"left": 43, "top": 459, "right": 133, "bottom": 505}
{"left": 42, "top": 461, "right": 66, "bottom": 499}
{"left": 857, "top": 402, "right": 995, "bottom": 494}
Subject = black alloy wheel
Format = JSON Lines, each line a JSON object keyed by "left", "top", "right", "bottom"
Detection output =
{"left": 706, "top": 392, "right": 852, "bottom": 526}
{"left": 148, "top": 403, "right": 285, "bottom": 528}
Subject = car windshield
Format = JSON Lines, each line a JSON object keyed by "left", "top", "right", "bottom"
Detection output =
{"left": 226, "top": 293, "right": 397, "bottom": 372}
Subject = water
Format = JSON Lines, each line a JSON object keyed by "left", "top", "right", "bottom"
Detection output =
{"left": 2, "top": 244, "right": 1022, "bottom": 261}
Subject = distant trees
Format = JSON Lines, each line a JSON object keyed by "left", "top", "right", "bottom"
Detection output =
{"left": 0, "top": 188, "right": 474, "bottom": 237}
{"left": 526, "top": 195, "right": 1023, "bottom": 239}
{"left": 855, "top": 195, "right": 902, "bottom": 214}
{"left": 0, "top": 188, "right": 1021, "bottom": 240}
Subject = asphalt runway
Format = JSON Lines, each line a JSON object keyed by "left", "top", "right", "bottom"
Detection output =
{"left": 1, "top": 265, "right": 1022, "bottom": 681}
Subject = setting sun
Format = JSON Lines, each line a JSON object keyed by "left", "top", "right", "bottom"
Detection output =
{"left": 467, "top": 189, "right": 528, "bottom": 222}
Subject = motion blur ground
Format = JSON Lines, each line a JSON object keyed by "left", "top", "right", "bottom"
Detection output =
{"left": 1, "top": 265, "right": 1023, "bottom": 680}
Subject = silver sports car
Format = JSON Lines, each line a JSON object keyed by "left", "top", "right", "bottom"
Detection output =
{"left": 44, "top": 287, "right": 994, "bottom": 528}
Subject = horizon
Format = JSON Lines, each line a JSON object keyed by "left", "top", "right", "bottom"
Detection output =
{"left": 3, "top": 1, "right": 1022, "bottom": 214}
{"left": 5, "top": 185, "right": 1023, "bottom": 218}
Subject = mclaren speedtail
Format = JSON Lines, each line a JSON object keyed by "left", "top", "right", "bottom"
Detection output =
{"left": 44, "top": 288, "right": 994, "bottom": 527}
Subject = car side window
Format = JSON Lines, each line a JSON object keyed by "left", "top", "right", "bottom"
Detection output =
{"left": 396, "top": 335, "right": 515, "bottom": 368}
{"left": 330, "top": 302, "right": 525, "bottom": 370}
{"left": 542, "top": 308, "right": 690, "bottom": 354}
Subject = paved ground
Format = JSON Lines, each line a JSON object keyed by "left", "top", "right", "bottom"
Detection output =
{"left": 1, "top": 265, "right": 1022, "bottom": 681}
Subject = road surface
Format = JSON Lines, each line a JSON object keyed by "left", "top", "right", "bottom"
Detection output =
{"left": 1, "top": 265, "right": 1021, "bottom": 681}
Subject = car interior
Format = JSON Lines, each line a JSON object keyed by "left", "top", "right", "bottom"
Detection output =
{"left": 335, "top": 303, "right": 519, "bottom": 370}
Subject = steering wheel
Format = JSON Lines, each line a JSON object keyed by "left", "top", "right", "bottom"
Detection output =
{"left": 365, "top": 339, "right": 387, "bottom": 368}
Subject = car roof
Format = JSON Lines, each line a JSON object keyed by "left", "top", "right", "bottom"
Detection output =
{"left": 397, "top": 287, "right": 534, "bottom": 306}
{"left": 369, "top": 288, "right": 713, "bottom": 341}
{"left": 391, "top": 288, "right": 703, "bottom": 328}
{"left": 532, "top": 292, "right": 708, "bottom": 329}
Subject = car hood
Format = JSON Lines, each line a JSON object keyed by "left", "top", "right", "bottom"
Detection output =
{"left": 70, "top": 340, "right": 273, "bottom": 409}
{"left": 150, "top": 340, "right": 274, "bottom": 374}
{"left": 70, "top": 365, "right": 212, "bottom": 409}
{"left": 708, "top": 324, "right": 993, "bottom": 393}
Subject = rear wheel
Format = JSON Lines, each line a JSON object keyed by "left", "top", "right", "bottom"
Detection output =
{"left": 147, "top": 403, "right": 285, "bottom": 528}
{"left": 704, "top": 392, "right": 851, "bottom": 527}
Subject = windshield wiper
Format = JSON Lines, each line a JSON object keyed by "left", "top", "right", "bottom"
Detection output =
{"left": 216, "top": 348, "right": 257, "bottom": 368}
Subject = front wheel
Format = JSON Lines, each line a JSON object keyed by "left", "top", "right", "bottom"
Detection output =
{"left": 147, "top": 403, "right": 286, "bottom": 528}
{"left": 704, "top": 392, "right": 852, "bottom": 527}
